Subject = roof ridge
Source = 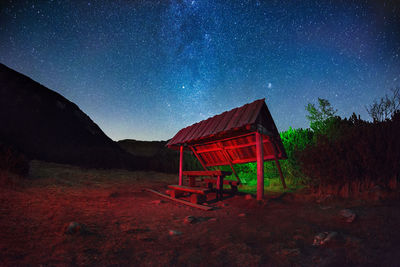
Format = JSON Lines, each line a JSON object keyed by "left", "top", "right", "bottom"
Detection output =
{"left": 167, "top": 98, "right": 267, "bottom": 147}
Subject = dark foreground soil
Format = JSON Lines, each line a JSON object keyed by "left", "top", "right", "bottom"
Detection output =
{"left": 1, "top": 161, "right": 400, "bottom": 266}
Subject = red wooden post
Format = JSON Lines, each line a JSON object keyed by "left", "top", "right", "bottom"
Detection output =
{"left": 179, "top": 145, "right": 183, "bottom": 186}
{"left": 217, "top": 142, "right": 240, "bottom": 183}
{"left": 256, "top": 132, "right": 264, "bottom": 200}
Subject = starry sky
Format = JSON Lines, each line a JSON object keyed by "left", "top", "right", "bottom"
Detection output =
{"left": 1, "top": 0, "right": 399, "bottom": 141}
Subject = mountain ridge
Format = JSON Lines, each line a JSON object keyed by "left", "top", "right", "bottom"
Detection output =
{"left": 0, "top": 63, "right": 143, "bottom": 169}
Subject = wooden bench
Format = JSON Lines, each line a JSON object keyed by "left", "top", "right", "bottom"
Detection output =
{"left": 167, "top": 185, "right": 211, "bottom": 204}
{"left": 182, "top": 170, "right": 233, "bottom": 200}
{"left": 203, "top": 179, "right": 239, "bottom": 193}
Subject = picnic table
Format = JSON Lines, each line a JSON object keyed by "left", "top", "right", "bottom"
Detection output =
{"left": 167, "top": 170, "right": 233, "bottom": 203}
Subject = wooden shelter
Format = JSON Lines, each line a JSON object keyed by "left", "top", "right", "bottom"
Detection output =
{"left": 167, "top": 98, "right": 287, "bottom": 201}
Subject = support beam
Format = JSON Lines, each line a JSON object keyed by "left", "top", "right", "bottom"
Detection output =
{"left": 179, "top": 145, "right": 183, "bottom": 185}
{"left": 256, "top": 132, "right": 264, "bottom": 200}
{"left": 269, "top": 138, "right": 287, "bottom": 189}
{"left": 217, "top": 143, "right": 240, "bottom": 183}
{"left": 274, "top": 159, "right": 287, "bottom": 189}
{"left": 189, "top": 146, "right": 208, "bottom": 171}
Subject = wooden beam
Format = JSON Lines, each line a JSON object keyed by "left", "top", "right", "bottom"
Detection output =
{"left": 182, "top": 170, "right": 231, "bottom": 176}
{"left": 168, "top": 185, "right": 211, "bottom": 195}
{"left": 144, "top": 189, "right": 213, "bottom": 211}
{"left": 194, "top": 138, "right": 271, "bottom": 153}
{"left": 189, "top": 146, "right": 208, "bottom": 171}
{"left": 217, "top": 142, "right": 240, "bottom": 183}
{"left": 192, "top": 132, "right": 255, "bottom": 147}
{"left": 223, "top": 138, "right": 271, "bottom": 150}
{"left": 274, "top": 159, "right": 287, "bottom": 189}
{"left": 269, "top": 138, "right": 287, "bottom": 189}
{"left": 195, "top": 147, "right": 223, "bottom": 154}
{"left": 256, "top": 132, "right": 264, "bottom": 200}
{"left": 179, "top": 145, "right": 183, "bottom": 186}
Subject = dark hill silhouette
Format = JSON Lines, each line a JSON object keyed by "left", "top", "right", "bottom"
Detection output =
{"left": 0, "top": 63, "right": 145, "bottom": 169}
{"left": 117, "top": 139, "right": 202, "bottom": 173}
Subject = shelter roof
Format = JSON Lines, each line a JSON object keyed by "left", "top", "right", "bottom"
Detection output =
{"left": 167, "top": 99, "right": 280, "bottom": 147}
{"left": 167, "top": 99, "right": 287, "bottom": 166}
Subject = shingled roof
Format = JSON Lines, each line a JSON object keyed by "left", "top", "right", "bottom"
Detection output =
{"left": 167, "top": 98, "right": 281, "bottom": 148}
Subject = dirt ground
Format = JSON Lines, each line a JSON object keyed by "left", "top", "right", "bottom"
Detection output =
{"left": 1, "top": 161, "right": 400, "bottom": 266}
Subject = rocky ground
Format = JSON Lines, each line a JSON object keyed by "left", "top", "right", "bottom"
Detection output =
{"left": 0, "top": 160, "right": 399, "bottom": 266}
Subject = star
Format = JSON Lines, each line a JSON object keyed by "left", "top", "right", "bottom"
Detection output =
{"left": 0, "top": 0, "right": 398, "bottom": 140}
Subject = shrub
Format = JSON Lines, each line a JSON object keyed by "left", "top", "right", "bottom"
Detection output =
{"left": 0, "top": 142, "right": 29, "bottom": 177}
{"left": 298, "top": 113, "right": 400, "bottom": 190}
{"left": 220, "top": 127, "right": 314, "bottom": 186}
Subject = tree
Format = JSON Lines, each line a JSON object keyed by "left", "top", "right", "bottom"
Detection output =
{"left": 305, "top": 98, "right": 337, "bottom": 134}
{"left": 366, "top": 87, "right": 400, "bottom": 122}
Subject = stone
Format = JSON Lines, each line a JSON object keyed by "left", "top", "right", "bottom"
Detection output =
{"left": 245, "top": 194, "right": 254, "bottom": 200}
{"left": 369, "top": 185, "right": 384, "bottom": 201}
{"left": 278, "top": 248, "right": 300, "bottom": 257}
{"left": 183, "top": 216, "right": 197, "bottom": 224}
{"left": 316, "top": 194, "right": 333, "bottom": 203}
{"left": 150, "top": 200, "right": 164, "bottom": 205}
{"left": 313, "top": 231, "right": 338, "bottom": 246}
{"left": 293, "top": 234, "right": 305, "bottom": 241}
{"left": 340, "top": 209, "right": 356, "bottom": 223}
{"left": 64, "top": 222, "right": 88, "bottom": 235}
{"left": 169, "top": 230, "right": 182, "bottom": 236}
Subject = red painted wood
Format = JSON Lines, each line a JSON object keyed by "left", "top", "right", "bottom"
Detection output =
{"left": 203, "top": 179, "right": 239, "bottom": 186}
{"left": 189, "top": 146, "right": 208, "bottom": 171}
{"left": 179, "top": 145, "right": 183, "bottom": 186}
{"left": 189, "top": 176, "right": 196, "bottom": 187}
{"left": 182, "top": 170, "right": 232, "bottom": 176}
{"left": 191, "top": 133, "right": 284, "bottom": 167}
{"left": 168, "top": 185, "right": 211, "bottom": 194}
{"left": 256, "top": 132, "right": 264, "bottom": 200}
{"left": 166, "top": 99, "right": 266, "bottom": 147}
{"left": 217, "top": 142, "right": 240, "bottom": 182}
{"left": 144, "top": 189, "right": 213, "bottom": 211}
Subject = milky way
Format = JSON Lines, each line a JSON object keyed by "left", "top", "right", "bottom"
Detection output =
{"left": 1, "top": 0, "right": 399, "bottom": 140}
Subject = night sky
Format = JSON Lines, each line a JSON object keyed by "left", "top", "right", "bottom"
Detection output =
{"left": 1, "top": 0, "right": 399, "bottom": 141}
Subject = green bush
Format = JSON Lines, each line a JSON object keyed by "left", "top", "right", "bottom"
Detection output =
{"left": 220, "top": 127, "right": 314, "bottom": 187}
{"left": 298, "top": 113, "right": 400, "bottom": 189}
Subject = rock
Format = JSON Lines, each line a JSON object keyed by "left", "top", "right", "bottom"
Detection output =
{"left": 245, "top": 194, "right": 254, "bottom": 200}
{"left": 278, "top": 248, "right": 300, "bottom": 257}
{"left": 345, "top": 235, "right": 362, "bottom": 247}
{"left": 313, "top": 232, "right": 338, "bottom": 246}
{"left": 238, "top": 213, "right": 246, "bottom": 217}
{"left": 208, "top": 217, "right": 217, "bottom": 222}
{"left": 150, "top": 200, "right": 164, "bottom": 205}
{"left": 64, "top": 222, "right": 88, "bottom": 235}
{"left": 316, "top": 194, "right": 333, "bottom": 203}
{"left": 293, "top": 234, "right": 305, "bottom": 241}
{"left": 369, "top": 185, "right": 384, "bottom": 201}
{"left": 169, "top": 230, "right": 182, "bottom": 236}
{"left": 340, "top": 209, "right": 356, "bottom": 223}
{"left": 183, "top": 216, "right": 197, "bottom": 224}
